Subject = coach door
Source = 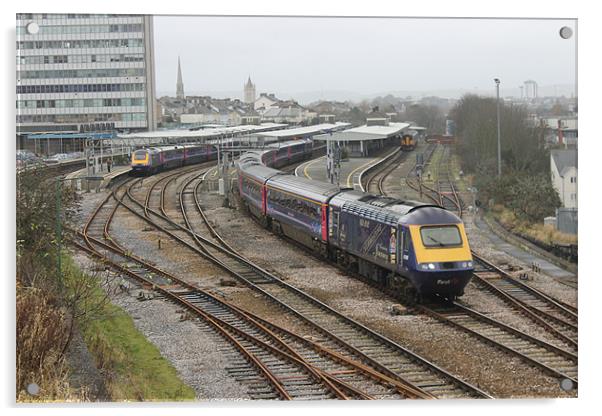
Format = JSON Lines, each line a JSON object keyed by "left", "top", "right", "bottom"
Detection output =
{"left": 400, "top": 227, "right": 410, "bottom": 271}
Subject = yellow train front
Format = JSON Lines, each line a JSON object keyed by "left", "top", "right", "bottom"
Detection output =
{"left": 327, "top": 193, "right": 473, "bottom": 301}
{"left": 401, "top": 208, "right": 473, "bottom": 300}
{"left": 400, "top": 133, "right": 416, "bottom": 151}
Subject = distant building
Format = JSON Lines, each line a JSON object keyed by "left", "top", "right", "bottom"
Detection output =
{"left": 550, "top": 149, "right": 577, "bottom": 209}
{"left": 179, "top": 96, "right": 257, "bottom": 126}
{"left": 261, "top": 100, "right": 316, "bottom": 125}
{"left": 176, "top": 56, "right": 185, "bottom": 100}
{"left": 541, "top": 117, "right": 578, "bottom": 146}
{"left": 318, "top": 114, "right": 336, "bottom": 124}
{"left": 524, "top": 80, "right": 538, "bottom": 100}
{"left": 244, "top": 76, "right": 256, "bottom": 104}
{"left": 255, "top": 93, "right": 280, "bottom": 113}
{"left": 309, "top": 100, "right": 352, "bottom": 115}
{"left": 365, "top": 109, "right": 390, "bottom": 126}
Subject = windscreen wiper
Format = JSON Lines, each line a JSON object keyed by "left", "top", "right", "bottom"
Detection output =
{"left": 427, "top": 236, "right": 445, "bottom": 247}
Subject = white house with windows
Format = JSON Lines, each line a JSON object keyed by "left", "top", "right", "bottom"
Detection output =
{"left": 551, "top": 149, "right": 577, "bottom": 209}
{"left": 254, "top": 93, "right": 280, "bottom": 114}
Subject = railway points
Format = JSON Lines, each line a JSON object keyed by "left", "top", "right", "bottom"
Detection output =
{"left": 118, "top": 168, "right": 488, "bottom": 399}
{"left": 57, "top": 134, "right": 577, "bottom": 401}
{"left": 351, "top": 139, "right": 578, "bottom": 384}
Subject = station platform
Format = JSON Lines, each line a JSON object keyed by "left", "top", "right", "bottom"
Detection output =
{"left": 296, "top": 154, "right": 389, "bottom": 190}
{"left": 65, "top": 165, "right": 131, "bottom": 191}
{"left": 473, "top": 215, "right": 576, "bottom": 280}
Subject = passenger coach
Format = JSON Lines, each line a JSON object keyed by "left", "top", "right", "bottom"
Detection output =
{"left": 237, "top": 148, "right": 474, "bottom": 302}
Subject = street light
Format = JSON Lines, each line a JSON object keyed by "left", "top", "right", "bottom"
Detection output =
{"left": 494, "top": 78, "right": 502, "bottom": 177}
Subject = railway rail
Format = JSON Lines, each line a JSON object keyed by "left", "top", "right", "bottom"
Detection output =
{"left": 363, "top": 151, "right": 405, "bottom": 196}
{"left": 416, "top": 302, "right": 577, "bottom": 386}
{"left": 76, "top": 170, "right": 431, "bottom": 400}
{"left": 117, "top": 166, "right": 491, "bottom": 399}
{"left": 367, "top": 143, "right": 578, "bottom": 387}
{"left": 471, "top": 253, "right": 578, "bottom": 348}
{"left": 404, "top": 144, "right": 462, "bottom": 216}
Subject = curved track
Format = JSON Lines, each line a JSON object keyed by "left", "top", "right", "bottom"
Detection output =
{"left": 118, "top": 166, "right": 491, "bottom": 399}
{"left": 76, "top": 171, "right": 429, "bottom": 400}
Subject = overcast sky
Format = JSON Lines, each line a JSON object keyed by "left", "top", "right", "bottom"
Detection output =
{"left": 153, "top": 16, "right": 576, "bottom": 102}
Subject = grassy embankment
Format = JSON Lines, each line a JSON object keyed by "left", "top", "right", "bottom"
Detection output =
{"left": 65, "top": 255, "right": 196, "bottom": 401}
{"left": 487, "top": 206, "right": 577, "bottom": 245}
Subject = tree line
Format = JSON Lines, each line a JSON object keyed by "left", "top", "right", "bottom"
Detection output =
{"left": 450, "top": 94, "right": 561, "bottom": 222}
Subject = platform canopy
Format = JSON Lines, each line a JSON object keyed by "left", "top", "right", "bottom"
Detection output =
{"left": 314, "top": 122, "right": 410, "bottom": 142}
{"left": 254, "top": 122, "right": 350, "bottom": 140}
{"left": 26, "top": 132, "right": 116, "bottom": 140}
{"left": 116, "top": 123, "right": 287, "bottom": 141}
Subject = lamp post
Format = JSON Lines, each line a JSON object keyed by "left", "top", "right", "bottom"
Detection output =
{"left": 494, "top": 78, "right": 502, "bottom": 177}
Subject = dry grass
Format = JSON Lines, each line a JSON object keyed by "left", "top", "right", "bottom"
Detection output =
{"left": 493, "top": 205, "right": 577, "bottom": 245}
{"left": 16, "top": 284, "right": 86, "bottom": 402}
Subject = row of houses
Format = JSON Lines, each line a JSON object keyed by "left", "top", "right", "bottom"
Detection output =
{"left": 158, "top": 93, "right": 325, "bottom": 127}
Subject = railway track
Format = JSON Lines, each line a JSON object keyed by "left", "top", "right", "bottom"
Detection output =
{"left": 404, "top": 144, "right": 462, "bottom": 216}
{"left": 76, "top": 171, "right": 433, "bottom": 400}
{"left": 416, "top": 302, "right": 577, "bottom": 385}
{"left": 471, "top": 253, "right": 578, "bottom": 348}
{"left": 116, "top": 167, "right": 491, "bottom": 399}
{"left": 367, "top": 143, "right": 578, "bottom": 387}
{"left": 363, "top": 151, "right": 405, "bottom": 196}
{"left": 433, "top": 145, "right": 463, "bottom": 215}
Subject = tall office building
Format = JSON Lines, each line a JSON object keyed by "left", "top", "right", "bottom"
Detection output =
{"left": 16, "top": 13, "right": 157, "bottom": 138}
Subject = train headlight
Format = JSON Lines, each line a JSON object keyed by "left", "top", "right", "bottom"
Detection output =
{"left": 467, "top": 261, "right": 473, "bottom": 268}
{"left": 428, "top": 263, "right": 436, "bottom": 270}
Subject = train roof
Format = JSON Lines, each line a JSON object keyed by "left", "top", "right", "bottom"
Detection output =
{"left": 339, "top": 195, "right": 459, "bottom": 226}
{"left": 400, "top": 205, "right": 462, "bottom": 225}
{"left": 267, "top": 174, "right": 341, "bottom": 203}
{"left": 237, "top": 150, "right": 264, "bottom": 168}
{"left": 239, "top": 161, "right": 282, "bottom": 183}
{"left": 135, "top": 144, "right": 190, "bottom": 153}
{"left": 266, "top": 138, "right": 312, "bottom": 149}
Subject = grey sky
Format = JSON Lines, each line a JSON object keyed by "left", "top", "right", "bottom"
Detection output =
{"left": 153, "top": 16, "right": 576, "bottom": 102}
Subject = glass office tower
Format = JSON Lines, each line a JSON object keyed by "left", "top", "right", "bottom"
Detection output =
{"left": 16, "top": 14, "right": 157, "bottom": 136}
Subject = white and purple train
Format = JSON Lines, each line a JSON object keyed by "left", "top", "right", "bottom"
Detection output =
{"left": 237, "top": 146, "right": 474, "bottom": 302}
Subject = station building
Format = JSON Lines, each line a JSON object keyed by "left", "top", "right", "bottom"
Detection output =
{"left": 314, "top": 122, "right": 410, "bottom": 157}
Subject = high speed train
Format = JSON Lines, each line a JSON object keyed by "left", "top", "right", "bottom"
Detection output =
{"left": 237, "top": 150, "right": 474, "bottom": 302}
{"left": 131, "top": 144, "right": 218, "bottom": 175}
{"left": 130, "top": 138, "right": 314, "bottom": 175}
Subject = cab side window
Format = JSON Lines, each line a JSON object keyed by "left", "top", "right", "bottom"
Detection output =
{"left": 403, "top": 229, "right": 411, "bottom": 252}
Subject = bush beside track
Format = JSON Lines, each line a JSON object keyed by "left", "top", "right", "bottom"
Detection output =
{"left": 16, "top": 167, "right": 194, "bottom": 402}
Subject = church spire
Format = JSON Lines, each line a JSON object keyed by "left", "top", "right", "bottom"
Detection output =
{"left": 176, "top": 56, "right": 185, "bottom": 100}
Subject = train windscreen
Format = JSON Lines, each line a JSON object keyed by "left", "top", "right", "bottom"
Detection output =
{"left": 133, "top": 151, "right": 147, "bottom": 160}
{"left": 420, "top": 225, "right": 462, "bottom": 247}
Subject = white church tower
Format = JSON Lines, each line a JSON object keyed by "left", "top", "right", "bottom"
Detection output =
{"left": 244, "top": 76, "right": 256, "bottom": 104}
